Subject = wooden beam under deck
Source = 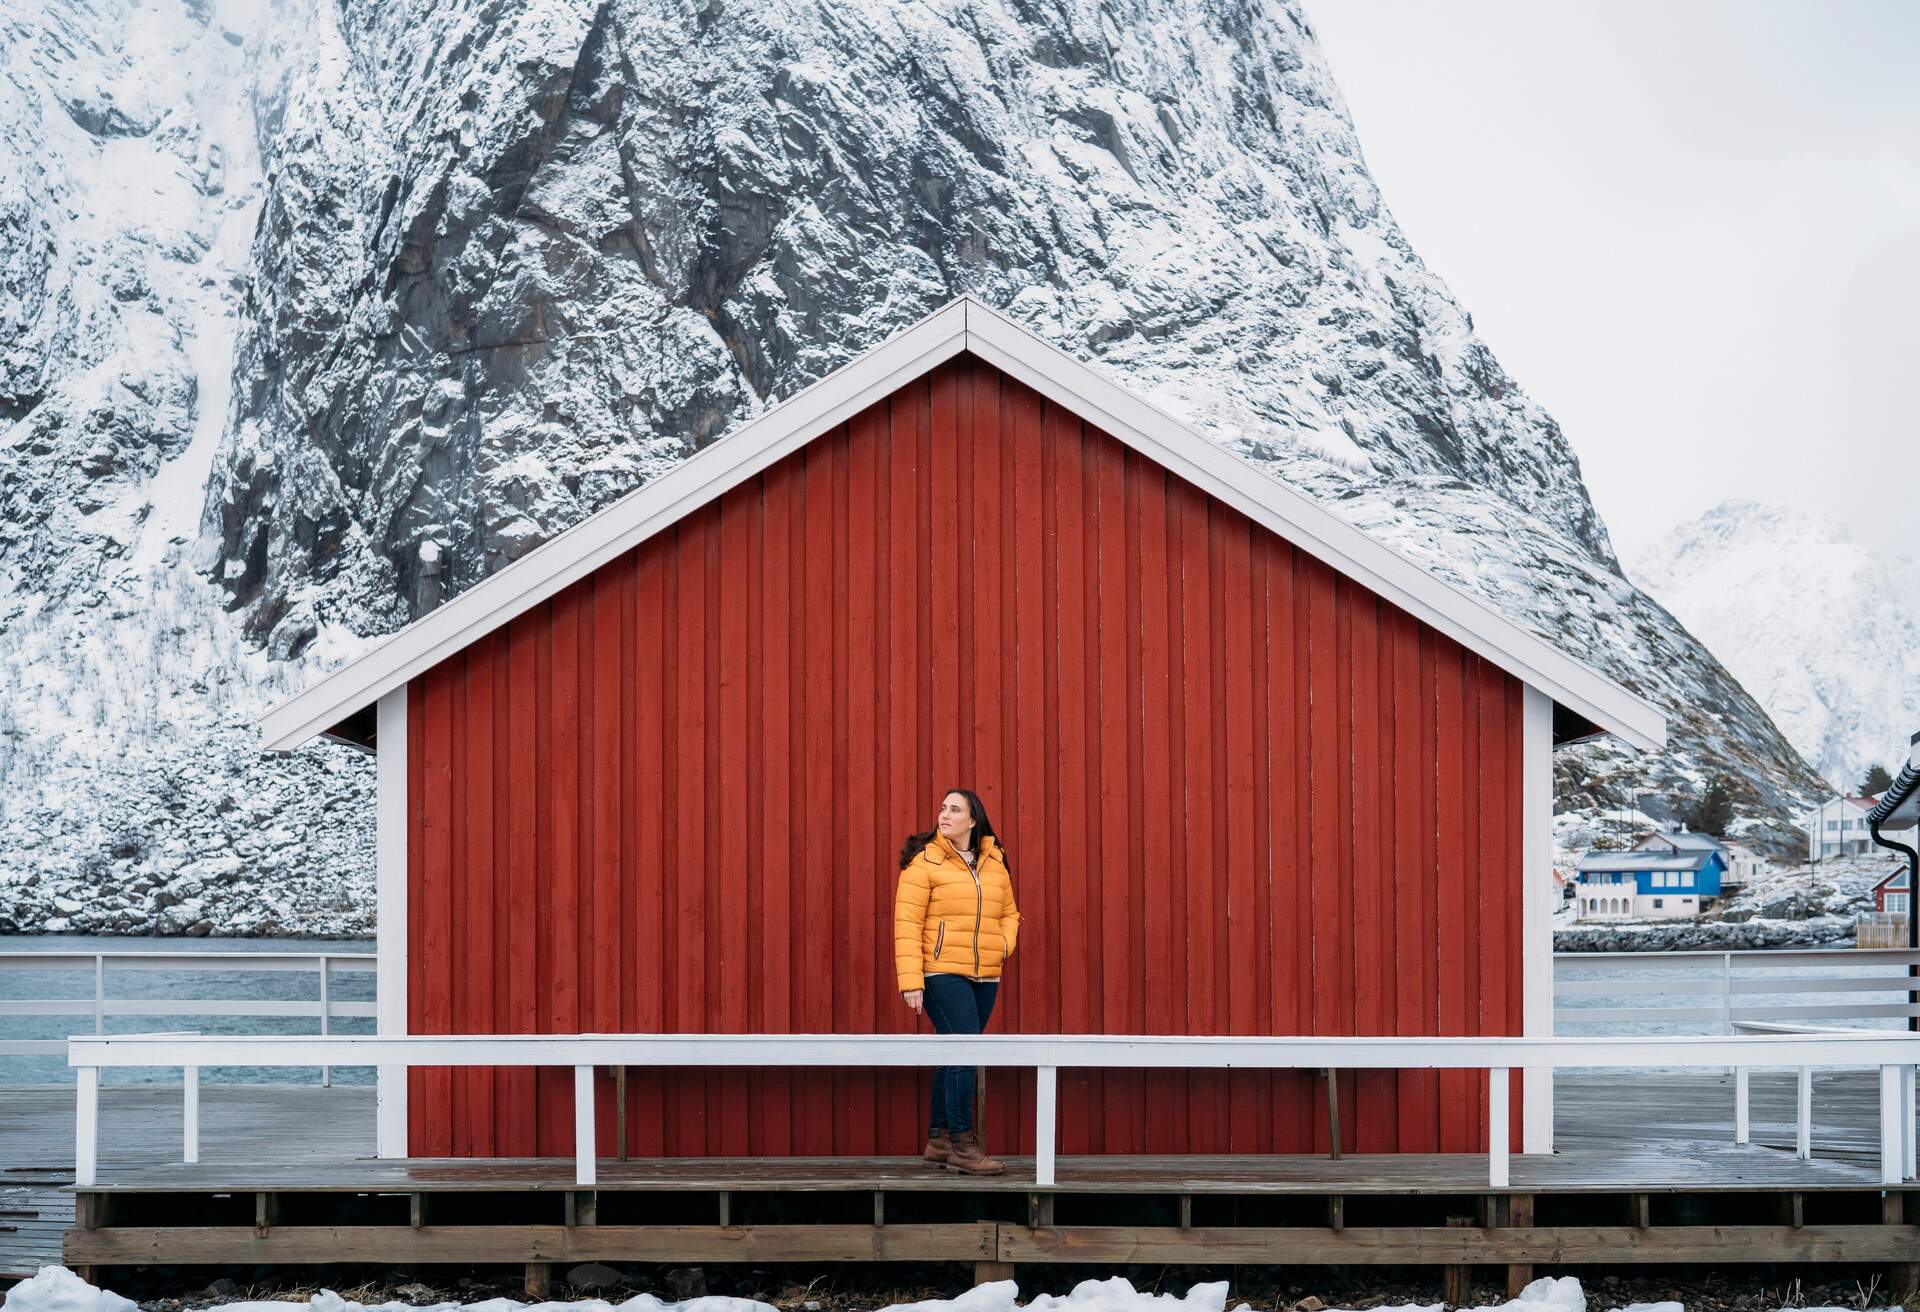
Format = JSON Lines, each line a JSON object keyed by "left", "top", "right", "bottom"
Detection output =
{"left": 1003, "top": 1223, "right": 1920, "bottom": 1264}
{"left": 65, "top": 1223, "right": 998, "bottom": 1266}
{"left": 63, "top": 1221, "right": 1920, "bottom": 1268}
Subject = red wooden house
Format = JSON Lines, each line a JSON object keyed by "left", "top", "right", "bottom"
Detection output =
{"left": 263, "top": 297, "right": 1664, "bottom": 1163}
{"left": 1873, "top": 867, "right": 1911, "bottom": 916}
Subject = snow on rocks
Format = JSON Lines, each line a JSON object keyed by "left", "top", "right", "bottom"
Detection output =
{"left": 1630, "top": 500, "right": 1920, "bottom": 791}
{"left": 874, "top": 1278, "right": 1252, "bottom": 1312}
{"left": 1, "top": 0, "right": 1835, "bottom": 937}
{"left": 0, "top": 1269, "right": 1869, "bottom": 1312}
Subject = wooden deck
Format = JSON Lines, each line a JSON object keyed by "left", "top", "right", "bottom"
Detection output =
{"left": 6, "top": 1073, "right": 1920, "bottom": 1280}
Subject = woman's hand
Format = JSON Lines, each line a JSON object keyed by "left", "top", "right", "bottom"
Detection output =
{"left": 902, "top": 989, "right": 924, "bottom": 1013}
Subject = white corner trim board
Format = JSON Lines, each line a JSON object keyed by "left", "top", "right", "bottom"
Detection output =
{"left": 374, "top": 687, "right": 409, "bottom": 1158}
{"left": 1521, "top": 686, "right": 1555, "bottom": 1154}
{"left": 259, "top": 297, "right": 1666, "bottom": 755}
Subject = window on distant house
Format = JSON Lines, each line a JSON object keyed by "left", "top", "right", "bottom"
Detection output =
{"left": 1889, "top": 893, "right": 1910, "bottom": 915}
{"left": 1653, "top": 898, "right": 1664, "bottom": 908}
{"left": 1827, "top": 820, "right": 1839, "bottom": 831}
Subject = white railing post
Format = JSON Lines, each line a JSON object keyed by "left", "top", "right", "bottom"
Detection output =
{"left": 76, "top": 1064, "right": 98, "bottom": 1186}
{"left": 1734, "top": 1066, "right": 1749, "bottom": 1144}
{"left": 574, "top": 1065, "right": 597, "bottom": 1186}
{"left": 1035, "top": 1065, "right": 1057, "bottom": 1188}
{"left": 318, "top": 954, "right": 331, "bottom": 1088}
{"left": 93, "top": 954, "right": 105, "bottom": 1035}
{"left": 1488, "top": 1067, "right": 1510, "bottom": 1188}
{"left": 1904, "top": 1063, "right": 1917, "bottom": 1181}
{"left": 1797, "top": 1066, "right": 1812, "bottom": 1160}
{"left": 1882, "top": 1064, "right": 1904, "bottom": 1186}
{"left": 183, "top": 1065, "right": 199, "bottom": 1163}
{"left": 1720, "top": 952, "right": 1733, "bottom": 1033}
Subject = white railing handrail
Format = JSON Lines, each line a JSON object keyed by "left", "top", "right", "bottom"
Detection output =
{"left": 0, "top": 951, "right": 375, "bottom": 969}
{"left": 1553, "top": 946, "right": 1920, "bottom": 966}
{"left": 3, "top": 951, "right": 371, "bottom": 1079}
{"left": 66, "top": 1030, "right": 1920, "bottom": 1193}
{"left": 62, "top": 1029, "right": 1920, "bottom": 1069}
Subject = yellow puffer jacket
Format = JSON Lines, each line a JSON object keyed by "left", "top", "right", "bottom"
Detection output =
{"left": 894, "top": 833, "right": 1021, "bottom": 992}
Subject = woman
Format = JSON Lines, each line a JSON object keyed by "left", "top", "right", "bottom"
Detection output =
{"left": 894, "top": 788, "right": 1021, "bottom": 1175}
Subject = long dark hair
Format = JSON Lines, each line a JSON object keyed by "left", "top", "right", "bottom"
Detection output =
{"left": 898, "top": 788, "right": 1000, "bottom": 869}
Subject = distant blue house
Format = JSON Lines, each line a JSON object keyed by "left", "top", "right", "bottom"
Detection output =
{"left": 1573, "top": 831, "right": 1728, "bottom": 922}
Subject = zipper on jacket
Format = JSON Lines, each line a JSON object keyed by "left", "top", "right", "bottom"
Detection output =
{"left": 970, "top": 857, "right": 983, "bottom": 978}
{"left": 934, "top": 922, "right": 945, "bottom": 960}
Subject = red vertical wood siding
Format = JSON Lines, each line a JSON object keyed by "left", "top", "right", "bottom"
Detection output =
{"left": 406, "top": 354, "right": 1529, "bottom": 1156}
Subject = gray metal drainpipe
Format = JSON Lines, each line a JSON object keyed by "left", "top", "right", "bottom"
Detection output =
{"left": 1866, "top": 732, "right": 1920, "bottom": 1032}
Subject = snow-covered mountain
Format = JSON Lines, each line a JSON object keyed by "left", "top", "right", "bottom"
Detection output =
{"left": 1631, "top": 500, "right": 1920, "bottom": 792}
{"left": 0, "top": 0, "right": 374, "bottom": 935}
{"left": 0, "top": 0, "right": 1828, "bottom": 935}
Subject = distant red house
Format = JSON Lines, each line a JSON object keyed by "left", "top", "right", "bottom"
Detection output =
{"left": 1873, "top": 867, "right": 1911, "bottom": 916}
{"left": 263, "top": 297, "right": 1663, "bottom": 1163}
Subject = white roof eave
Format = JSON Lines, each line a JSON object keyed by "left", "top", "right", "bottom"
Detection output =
{"left": 260, "top": 297, "right": 1667, "bottom": 755}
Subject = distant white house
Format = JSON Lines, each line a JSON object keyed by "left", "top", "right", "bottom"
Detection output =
{"left": 1720, "top": 840, "right": 1766, "bottom": 889}
{"left": 1800, "top": 795, "right": 1880, "bottom": 861}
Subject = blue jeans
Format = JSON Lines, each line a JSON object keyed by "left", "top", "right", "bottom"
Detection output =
{"left": 923, "top": 974, "right": 998, "bottom": 1136}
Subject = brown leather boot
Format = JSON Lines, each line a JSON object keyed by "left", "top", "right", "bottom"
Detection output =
{"left": 923, "top": 1129, "right": 953, "bottom": 1167}
{"left": 946, "top": 1129, "right": 1006, "bottom": 1176}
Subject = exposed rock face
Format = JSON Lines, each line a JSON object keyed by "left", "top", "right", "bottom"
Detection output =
{"left": 206, "top": 0, "right": 1618, "bottom": 653}
{"left": 0, "top": 0, "right": 375, "bottom": 937}
{"left": 0, "top": 0, "right": 1829, "bottom": 935}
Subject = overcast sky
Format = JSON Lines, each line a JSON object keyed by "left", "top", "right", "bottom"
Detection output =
{"left": 1305, "top": 0, "right": 1920, "bottom": 565}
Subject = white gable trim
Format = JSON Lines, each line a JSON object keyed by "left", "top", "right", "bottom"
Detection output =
{"left": 261, "top": 296, "right": 1665, "bottom": 753}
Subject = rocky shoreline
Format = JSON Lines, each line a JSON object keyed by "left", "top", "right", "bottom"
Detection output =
{"left": 1554, "top": 917, "right": 1854, "bottom": 953}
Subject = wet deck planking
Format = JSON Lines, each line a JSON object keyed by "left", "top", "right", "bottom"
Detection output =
{"left": 0, "top": 1070, "right": 1910, "bottom": 1186}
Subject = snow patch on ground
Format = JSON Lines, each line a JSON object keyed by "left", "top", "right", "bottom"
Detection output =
{"left": 2, "top": 1268, "right": 135, "bottom": 1312}
{"left": 3, "top": 1269, "right": 1816, "bottom": 1312}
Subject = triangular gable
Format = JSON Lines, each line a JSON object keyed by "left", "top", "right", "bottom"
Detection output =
{"left": 260, "top": 297, "right": 1666, "bottom": 753}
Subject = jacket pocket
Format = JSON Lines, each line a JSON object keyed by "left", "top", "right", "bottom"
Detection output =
{"left": 933, "top": 922, "right": 946, "bottom": 960}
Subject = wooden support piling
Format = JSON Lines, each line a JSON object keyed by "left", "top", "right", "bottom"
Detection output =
{"left": 1886, "top": 1193, "right": 1918, "bottom": 1303}
{"left": 615, "top": 1067, "right": 627, "bottom": 1162}
{"left": 1324, "top": 1069, "right": 1342, "bottom": 1160}
{"left": 1443, "top": 1215, "right": 1475, "bottom": 1306}
{"left": 1505, "top": 1193, "right": 1535, "bottom": 1298}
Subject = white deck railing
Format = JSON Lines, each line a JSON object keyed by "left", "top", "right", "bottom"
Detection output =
{"left": 0, "top": 951, "right": 374, "bottom": 1082}
{"left": 1553, "top": 947, "right": 1920, "bottom": 1029}
{"left": 67, "top": 1031, "right": 1920, "bottom": 1191}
